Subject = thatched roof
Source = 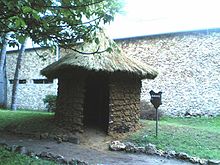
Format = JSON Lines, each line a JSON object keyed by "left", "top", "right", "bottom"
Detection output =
{"left": 41, "top": 31, "right": 158, "bottom": 79}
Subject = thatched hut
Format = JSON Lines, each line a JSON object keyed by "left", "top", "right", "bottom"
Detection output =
{"left": 41, "top": 31, "right": 158, "bottom": 134}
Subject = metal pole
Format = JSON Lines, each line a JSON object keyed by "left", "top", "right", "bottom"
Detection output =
{"left": 156, "top": 108, "right": 158, "bottom": 137}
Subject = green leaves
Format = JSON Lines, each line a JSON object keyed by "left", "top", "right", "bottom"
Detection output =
{"left": 22, "top": 6, "right": 40, "bottom": 20}
{"left": 95, "top": 37, "right": 100, "bottom": 45}
{"left": 22, "top": 6, "right": 32, "bottom": 13}
{"left": 106, "top": 47, "right": 113, "bottom": 53}
{"left": 0, "top": 0, "right": 121, "bottom": 48}
{"left": 14, "top": 17, "right": 26, "bottom": 28}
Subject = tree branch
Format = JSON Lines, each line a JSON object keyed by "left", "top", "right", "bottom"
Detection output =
{"left": 31, "top": 42, "right": 47, "bottom": 61}
{"left": 45, "top": 16, "right": 102, "bottom": 28}
{"left": 35, "top": 0, "right": 105, "bottom": 10}
{"left": 69, "top": 46, "right": 109, "bottom": 55}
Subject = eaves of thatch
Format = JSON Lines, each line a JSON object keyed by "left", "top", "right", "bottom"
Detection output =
{"left": 41, "top": 31, "right": 158, "bottom": 80}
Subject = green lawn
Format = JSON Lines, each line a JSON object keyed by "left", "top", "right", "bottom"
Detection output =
{"left": 0, "top": 147, "right": 57, "bottom": 165}
{"left": 129, "top": 117, "right": 220, "bottom": 160}
{"left": 0, "top": 109, "right": 56, "bottom": 134}
{"left": 0, "top": 109, "right": 220, "bottom": 160}
{"left": 0, "top": 109, "right": 58, "bottom": 165}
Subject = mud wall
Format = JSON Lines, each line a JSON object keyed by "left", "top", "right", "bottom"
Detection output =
{"left": 108, "top": 75, "right": 141, "bottom": 134}
{"left": 55, "top": 73, "right": 86, "bottom": 132}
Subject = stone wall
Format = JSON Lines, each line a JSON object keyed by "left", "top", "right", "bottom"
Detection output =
{"left": 116, "top": 30, "right": 220, "bottom": 116}
{"left": 6, "top": 29, "right": 220, "bottom": 116}
{"left": 6, "top": 48, "right": 57, "bottom": 110}
{"left": 108, "top": 75, "right": 141, "bottom": 134}
{"left": 55, "top": 72, "right": 86, "bottom": 132}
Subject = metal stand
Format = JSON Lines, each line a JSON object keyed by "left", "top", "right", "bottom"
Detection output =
{"left": 156, "top": 108, "right": 158, "bottom": 137}
{"left": 149, "top": 90, "right": 162, "bottom": 138}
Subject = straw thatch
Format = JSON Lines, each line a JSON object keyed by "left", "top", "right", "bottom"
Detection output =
{"left": 41, "top": 30, "right": 158, "bottom": 79}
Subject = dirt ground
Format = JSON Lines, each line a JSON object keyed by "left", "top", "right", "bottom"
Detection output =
{"left": 0, "top": 131, "right": 195, "bottom": 165}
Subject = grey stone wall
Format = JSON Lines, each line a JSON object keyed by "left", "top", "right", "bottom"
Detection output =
{"left": 116, "top": 30, "right": 220, "bottom": 116}
{"left": 6, "top": 29, "right": 220, "bottom": 117}
{"left": 6, "top": 48, "right": 58, "bottom": 110}
{"left": 108, "top": 75, "right": 141, "bottom": 134}
{"left": 56, "top": 73, "right": 86, "bottom": 132}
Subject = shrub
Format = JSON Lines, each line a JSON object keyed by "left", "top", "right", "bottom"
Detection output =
{"left": 43, "top": 95, "right": 57, "bottom": 112}
{"left": 140, "top": 100, "right": 163, "bottom": 120}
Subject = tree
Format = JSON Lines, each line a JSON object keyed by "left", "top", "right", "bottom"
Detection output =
{"left": 11, "top": 38, "right": 28, "bottom": 110}
{"left": 0, "top": 33, "right": 10, "bottom": 108}
{"left": 0, "top": 0, "right": 121, "bottom": 48}
{"left": 0, "top": 0, "right": 121, "bottom": 110}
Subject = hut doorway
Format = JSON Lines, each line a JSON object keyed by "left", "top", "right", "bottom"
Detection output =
{"left": 83, "top": 75, "right": 109, "bottom": 133}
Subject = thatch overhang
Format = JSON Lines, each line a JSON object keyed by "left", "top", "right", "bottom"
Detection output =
{"left": 41, "top": 31, "right": 158, "bottom": 79}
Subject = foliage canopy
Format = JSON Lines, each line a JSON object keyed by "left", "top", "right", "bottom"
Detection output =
{"left": 0, "top": 0, "right": 121, "bottom": 48}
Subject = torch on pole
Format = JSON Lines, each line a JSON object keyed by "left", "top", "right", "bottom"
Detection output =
{"left": 149, "top": 90, "right": 162, "bottom": 137}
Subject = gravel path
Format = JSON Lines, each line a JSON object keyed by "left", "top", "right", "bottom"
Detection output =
{"left": 0, "top": 133, "right": 194, "bottom": 165}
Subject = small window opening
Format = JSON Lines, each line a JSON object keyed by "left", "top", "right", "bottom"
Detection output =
{"left": 19, "top": 79, "right": 26, "bottom": 84}
{"left": 9, "top": 80, "right": 14, "bottom": 84}
{"left": 44, "top": 79, "right": 53, "bottom": 84}
{"left": 9, "top": 79, "right": 26, "bottom": 84}
{"left": 33, "top": 79, "right": 53, "bottom": 84}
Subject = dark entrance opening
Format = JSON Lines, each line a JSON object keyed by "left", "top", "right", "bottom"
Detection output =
{"left": 83, "top": 74, "right": 109, "bottom": 133}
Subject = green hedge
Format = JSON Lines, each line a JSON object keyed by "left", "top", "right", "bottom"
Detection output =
{"left": 43, "top": 95, "right": 57, "bottom": 112}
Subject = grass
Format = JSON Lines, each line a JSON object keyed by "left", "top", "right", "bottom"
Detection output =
{"left": 129, "top": 116, "right": 220, "bottom": 160}
{"left": 0, "top": 147, "right": 57, "bottom": 165}
{"left": 1, "top": 109, "right": 220, "bottom": 160}
{"left": 0, "top": 109, "right": 56, "bottom": 134}
{"left": 0, "top": 109, "right": 59, "bottom": 165}
{"left": 162, "top": 116, "right": 220, "bottom": 132}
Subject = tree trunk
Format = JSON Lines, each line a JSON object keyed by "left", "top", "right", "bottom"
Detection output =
{"left": 0, "top": 33, "right": 10, "bottom": 108}
{"left": 11, "top": 38, "right": 28, "bottom": 111}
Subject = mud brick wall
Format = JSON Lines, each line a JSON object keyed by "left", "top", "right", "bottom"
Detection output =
{"left": 108, "top": 75, "right": 141, "bottom": 134}
{"left": 55, "top": 73, "right": 85, "bottom": 132}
